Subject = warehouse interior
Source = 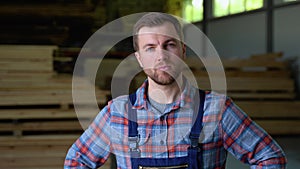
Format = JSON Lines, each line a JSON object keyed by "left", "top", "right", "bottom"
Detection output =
{"left": 0, "top": 0, "right": 300, "bottom": 168}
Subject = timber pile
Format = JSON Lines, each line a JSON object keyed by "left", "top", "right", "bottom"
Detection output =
{"left": 0, "top": 0, "right": 96, "bottom": 45}
{"left": 94, "top": 53, "right": 300, "bottom": 135}
{"left": 0, "top": 45, "right": 110, "bottom": 169}
{"left": 185, "top": 52, "right": 300, "bottom": 135}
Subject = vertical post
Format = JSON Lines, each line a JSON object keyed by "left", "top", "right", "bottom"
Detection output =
{"left": 202, "top": 0, "right": 208, "bottom": 35}
{"left": 266, "top": 0, "right": 273, "bottom": 53}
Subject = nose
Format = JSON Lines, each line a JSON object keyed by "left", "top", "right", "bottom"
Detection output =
{"left": 156, "top": 47, "right": 169, "bottom": 61}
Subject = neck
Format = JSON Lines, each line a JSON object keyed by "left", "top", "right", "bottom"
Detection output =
{"left": 147, "top": 75, "right": 184, "bottom": 104}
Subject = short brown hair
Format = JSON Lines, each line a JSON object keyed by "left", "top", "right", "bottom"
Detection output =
{"left": 133, "top": 12, "right": 183, "bottom": 51}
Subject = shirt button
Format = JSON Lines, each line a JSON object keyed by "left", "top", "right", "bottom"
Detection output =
{"left": 160, "top": 140, "right": 164, "bottom": 145}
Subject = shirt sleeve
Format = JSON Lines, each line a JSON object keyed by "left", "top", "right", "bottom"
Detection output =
{"left": 221, "top": 98, "right": 287, "bottom": 169}
{"left": 64, "top": 105, "right": 112, "bottom": 168}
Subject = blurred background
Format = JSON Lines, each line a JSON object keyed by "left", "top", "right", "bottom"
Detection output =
{"left": 0, "top": 0, "right": 299, "bottom": 168}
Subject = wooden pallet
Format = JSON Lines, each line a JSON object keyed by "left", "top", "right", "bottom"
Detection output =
{"left": 236, "top": 101, "right": 300, "bottom": 135}
{"left": 0, "top": 45, "right": 111, "bottom": 169}
{"left": 0, "top": 45, "right": 56, "bottom": 73}
{"left": 0, "top": 135, "right": 112, "bottom": 169}
{"left": 184, "top": 52, "right": 295, "bottom": 100}
{"left": 0, "top": 75, "right": 110, "bottom": 106}
{"left": 185, "top": 52, "right": 300, "bottom": 135}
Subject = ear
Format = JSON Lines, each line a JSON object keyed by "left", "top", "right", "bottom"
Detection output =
{"left": 181, "top": 43, "right": 187, "bottom": 60}
{"left": 135, "top": 51, "right": 144, "bottom": 68}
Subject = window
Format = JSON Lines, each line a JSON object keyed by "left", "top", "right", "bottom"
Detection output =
{"left": 183, "top": 0, "right": 203, "bottom": 22}
{"left": 274, "top": 0, "right": 299, "bottom": 5}
{"left": 213, "top": 0, "right": 264, "bottom": 18}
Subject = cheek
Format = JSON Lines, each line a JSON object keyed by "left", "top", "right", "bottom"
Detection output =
{"left": 141, "top": 57, "right": 156, "bottom": 69}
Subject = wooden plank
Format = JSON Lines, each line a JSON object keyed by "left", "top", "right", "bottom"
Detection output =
{"left": 0, "top": 145, "right": 69, "bottom": 158}
{"left": 256, "top": 120, "right": 300, "bottom": 135}
{"left": 0, "top": 60, "right": 53, "bottom": 71}
{"left": 0, "top": 108, "right": 97, "bottom": 120}
{"left": 0, "top": 157, "right": 111, "bottom": 169}
{"left": 0, "top": 45, "right": 57, "bottom": 59}
{"left": 236, "top": 101, "right": 300, "bottom": 118}
{"left": 228, "top": 92, "right": 295, "bottom": 100}
{"left": 0, "top": 134, "right": 112, "bottom": 169}
{"left": 0, "top": 72, "right": 54, "bottom": 81}
{"left": 0, "top": 121, "right": 83, "bottom": 132}
{"left": 193, "top": 77, "right": 294, "bottom": 92}
{"left": 0, "top": 157, "right": 66, "bottom": 168}
{"left": 0, "top": 76, "right": 108, "bottom": 90}
{"left": 0, "top": 135, "right": 79, "bottom": 146}
{"left": 191, "top": 69, "right": 291, "bottom": 78}
{"left": 0, "top": 87, "right": 109, "bottom": 106}
{"left": 250, "top": 52, "right": 283, "bottom": 60}
{"left": 185, "top": 57, "right": 288, "bottom": 71}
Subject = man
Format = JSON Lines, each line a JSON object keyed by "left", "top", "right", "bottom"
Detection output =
{"left": 65, "top": 12, "right": 287, "bottom": 169}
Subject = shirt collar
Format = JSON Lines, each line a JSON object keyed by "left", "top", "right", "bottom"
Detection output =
{"left": 132, "top": 77, "right": 196, "bottom": 111}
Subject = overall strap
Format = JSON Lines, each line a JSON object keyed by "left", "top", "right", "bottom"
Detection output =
{"left": 189, "top": 89, "right": 206, "bottom": 147}
{"left": 128, "top": 93, "right": 138, "bottom": 137}
{"left": 128, "top": 93, "right": 140, "bottom": 157}
{"left": 188, "top": 90, "right": 205, "bottom": 169}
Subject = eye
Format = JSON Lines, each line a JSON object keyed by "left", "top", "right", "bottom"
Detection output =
{"left": 165, "top": 42, "right": 177, "bottom": 49}
{"left": 145, "top": 47, "right": 155, "bottom": 52}
{"left": 168, "top": 43, "right": 176, "bottom": 47}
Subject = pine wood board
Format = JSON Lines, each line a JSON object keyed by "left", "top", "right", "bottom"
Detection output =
{"left": 0, "top": 157, "right": 111, "bottom": 169}
{"left": 250, "top": 52, "right": 283, "bottom": 60}
{"left": 0, "top": 60, "right": 53, "bottom": 71}
{"left": 0, "top": 121, "right": 83, "bottom": 132}
{"left": 0, "top": 157, "right": 65, "bottom": 168}
{"left": 256, "top": 120, "right": 300, "bottom": 135}
{"left": 0, "top": 135, "right": 79, "bottom": 146}
{"left": 0, "top": 72, "right": 55, "bottom": 81}
{"left": 185, "top": 57, "right": 288, "bottom": 70}
{"left": 194, "top": 77, "right": 294, "bottom": 92}
{"left": 0, "top": 89, "right": 109, "bottom": 106}
{"left": 191, "top": 69, "right": 291, "bottom": 78}
{"left": 0, "top": 45, "right": 57, "bottom": 59}
{"left": 0, "top": 108, "right": 97, "bottom": 120}
{"left": 227, "top": 92, "right": 295, "bottom": 99}
{"left": 0, "top": 145, "right": 69, "bottom": 158}
{"left": 236, "top": 101, "right": 300, "bottom": 118}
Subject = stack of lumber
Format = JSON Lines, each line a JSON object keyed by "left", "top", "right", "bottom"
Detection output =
{"left": 94, "top": 53, "right": 300, "bottom": 135}
{"left": 0, "top": 0, "right": 96, "bottom": 45}
{"left": 0, "top": 45, "right": 111, "bottom": 169}
{"left": 185, "top": 52, "right": 300, "bottom": 135}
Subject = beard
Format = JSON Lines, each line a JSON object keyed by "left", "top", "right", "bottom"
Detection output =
{"left": 144, "top": 68, "right": 180, "bottom": 85}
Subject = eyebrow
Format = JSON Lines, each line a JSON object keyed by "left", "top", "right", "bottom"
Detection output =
{"left": 141, "top": 38, "right": 178, "bottom": 49}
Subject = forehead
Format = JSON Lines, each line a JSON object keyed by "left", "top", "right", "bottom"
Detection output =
{"left": 137, "top": 22, "right": 180, "bottom": 40}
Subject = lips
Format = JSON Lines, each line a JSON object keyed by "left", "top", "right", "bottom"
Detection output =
{"left": 157, "top": 65, "right": 171, "bottom": 71}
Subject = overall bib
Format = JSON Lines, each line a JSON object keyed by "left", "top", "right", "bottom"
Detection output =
{"left": 128, "top": 90, "right": 205, "bottom": 169}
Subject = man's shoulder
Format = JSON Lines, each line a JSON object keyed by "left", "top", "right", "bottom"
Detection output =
{"left": 106, "top": 95, "right": 131, "bottom": 115}
{"left": 201, "top": 90, "right": 228, "bottom": 102}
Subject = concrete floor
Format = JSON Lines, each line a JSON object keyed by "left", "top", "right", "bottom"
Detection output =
{"left": 226, "top": 136, "right": 300, "bottom": 169}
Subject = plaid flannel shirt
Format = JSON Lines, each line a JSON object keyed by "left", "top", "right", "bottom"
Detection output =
{"left": 65, "top": 79, "right": 287, "bottom": 169}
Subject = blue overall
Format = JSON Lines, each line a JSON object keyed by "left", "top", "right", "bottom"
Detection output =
{"left": 128, "top": 90, "right": 205, "bottom": 169}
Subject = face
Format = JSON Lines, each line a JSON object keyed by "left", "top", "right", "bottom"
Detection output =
{"left": 135, "top": 22, "right": 186, "bottom": 85}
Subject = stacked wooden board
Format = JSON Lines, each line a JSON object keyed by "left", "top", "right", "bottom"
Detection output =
{"left": 185, "top": 52, "right": 300, "bottom": 135}
{"left": 90, "top": 53, "right": 300, "bottom": 136}
{"left": 0, "top": 45, "right": 111, "bottom": 169}
{"left": 0, "top": 0, "right": 96, "bottom": 45}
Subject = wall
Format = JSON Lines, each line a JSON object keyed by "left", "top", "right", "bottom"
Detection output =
{"left": 201, "top": 3, "right": 300, "bottom": 92}
{"left": 274, "top": 5, "right": 300, "bottom": 58}
{"left": 206, "top": 12, "right": 266, "bottom": 59}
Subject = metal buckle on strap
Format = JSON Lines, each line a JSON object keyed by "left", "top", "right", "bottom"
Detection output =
{"left": 128, "top": 136, "right": 140, "bottom": 154}
{"left": 138, "top": 164, "right": 188, "bottom": 169}
{"left": 190, "top": 138, "right": 199, "bottom": 148}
